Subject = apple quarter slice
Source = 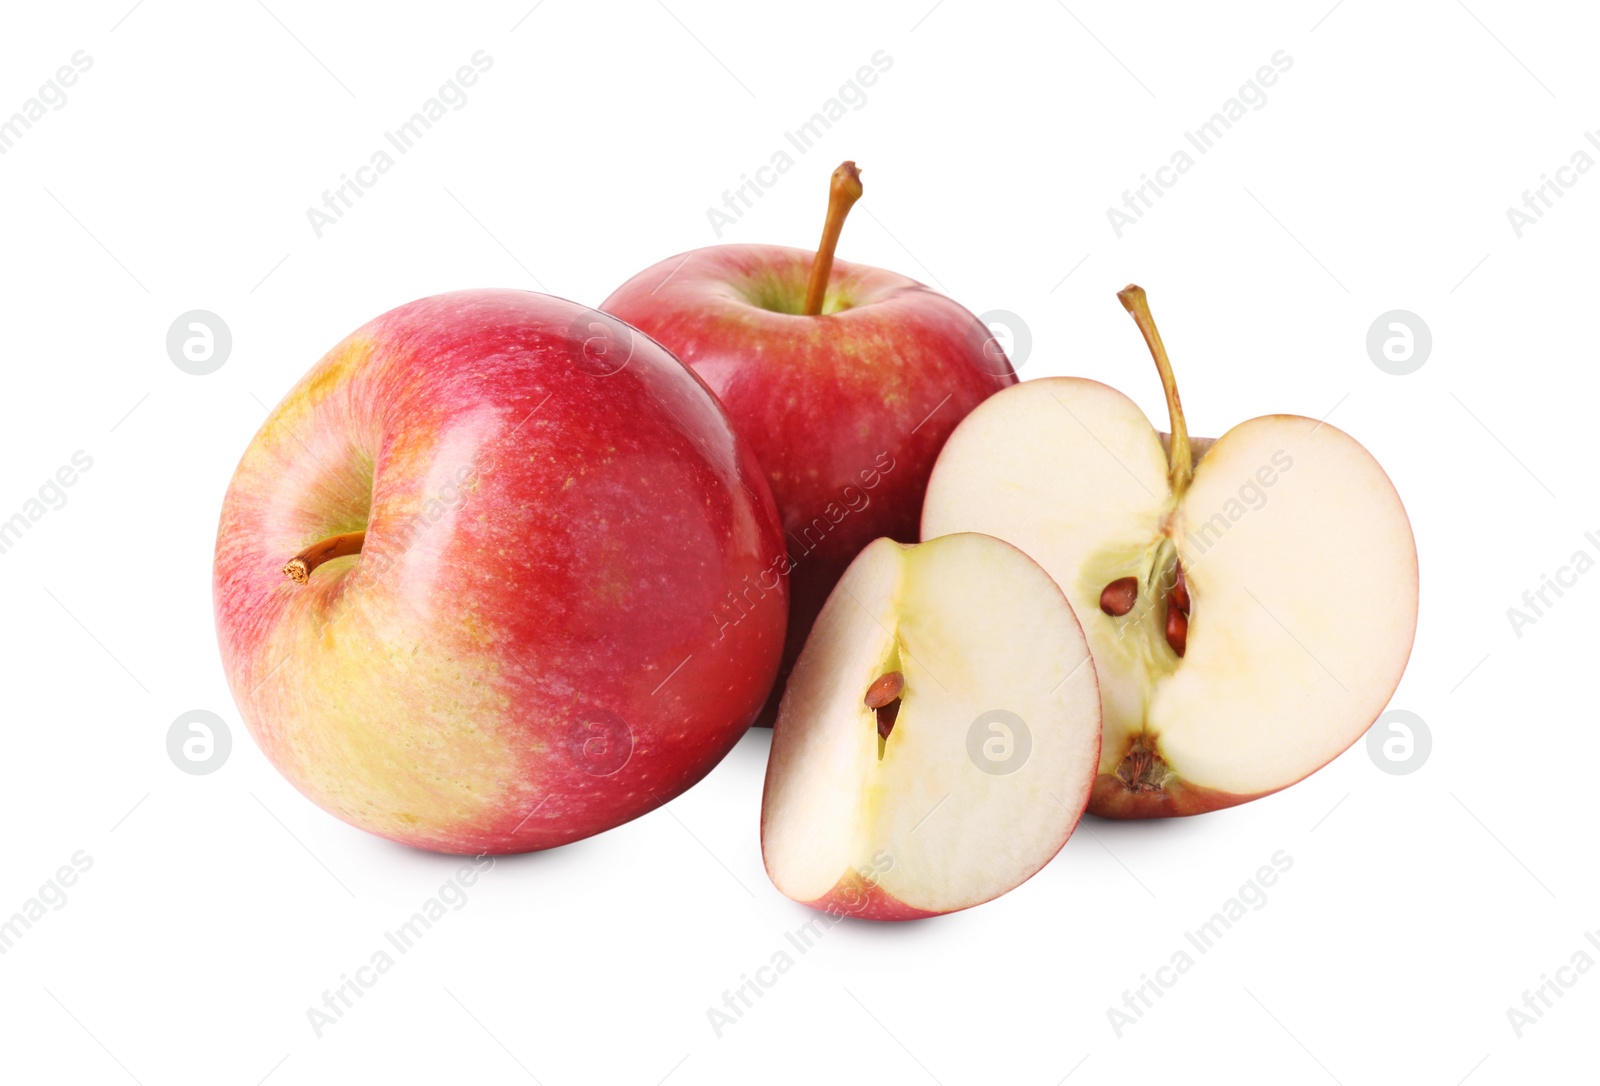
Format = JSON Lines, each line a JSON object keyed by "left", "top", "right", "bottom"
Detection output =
{"left": 760, "top": 533, "right": 1101, "bottom": 920}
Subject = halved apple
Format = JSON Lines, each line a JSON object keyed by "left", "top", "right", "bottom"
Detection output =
{"left": 760, "top": 533, "right": 1101, "bottom": 919}
{"left": 922, "top": 286, "right": 1418, "bottom": 817}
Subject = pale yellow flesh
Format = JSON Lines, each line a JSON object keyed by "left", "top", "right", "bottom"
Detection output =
{"left": 761, "top": 533, "right": 1101, "bottom": 913}
{"left": 922, "top": 378, "right": 1418, "bottom": 797}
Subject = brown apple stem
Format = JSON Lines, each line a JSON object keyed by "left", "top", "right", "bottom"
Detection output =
{"left": 802, "top": 161, "right": 864, "bottom": 317}
{"left": 283, "top": 530, "right": 365, "bottom": 584}
{"left": 1117, "top": 285, "right": 1193, "bottom": 496}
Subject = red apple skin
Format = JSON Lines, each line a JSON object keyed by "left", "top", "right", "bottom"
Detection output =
{"left": 603, "top": 245, "right": 1016, "bottom": 720}
{"left": 1090, "top": 772, "right": 1274, "bottom": 819}
{"left": 802, "top": 872, "right": 939, "bottom": 923}
{"left": 214, "top": 289, "right": 787, "bottom": 854}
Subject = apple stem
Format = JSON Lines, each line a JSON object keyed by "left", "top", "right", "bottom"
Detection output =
{"left": 1117, "top": 285, "right": 1193, "bottom": 496}
{"left": 283, "top": 530, "right": 366, "bottom": 584}
{"left": 802, "top": 161, "right": 863, "bottom": 317}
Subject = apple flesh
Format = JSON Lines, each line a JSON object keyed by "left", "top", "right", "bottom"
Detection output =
{"left": 761, "top": 533, "right": 1101, "bottom": 918}
{"left": 922, "top": 286, "right": 1418, "bottom": 817}
{"left": 214, "top": 289, "right": 788, "bottom": 853}
{"left": 603, "top": 165, "right": 1015, "bottom": 722}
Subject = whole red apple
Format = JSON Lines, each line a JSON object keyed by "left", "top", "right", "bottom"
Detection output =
{"left": 602, "top": 163, "right": 1016, "bottom": 720}
{"left": 214, "top": 289, "right": 787, "bottom": 854}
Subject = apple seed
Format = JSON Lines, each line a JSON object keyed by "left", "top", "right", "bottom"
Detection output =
{"left": 1165, "top": 606, "right": 1188, "bottom": 657}
{"left": 865, "top": 670, "right": 904, "bottom": 709}
{"left": 1099, "top": 576, "right": 1139, "bottom": 616}
{"left": 875, "top": 699, "right": 901, "bottom": 741}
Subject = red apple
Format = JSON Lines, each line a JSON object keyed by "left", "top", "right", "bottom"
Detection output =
{"left": 603, "top": 163, "right": 1016, "bottom": 721}
{"left": 214, "top": 289, "right": 787, "bottom": 854}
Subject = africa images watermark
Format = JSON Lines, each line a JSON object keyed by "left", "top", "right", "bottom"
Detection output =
{"left": 711, "top": 450, "right": 896, "bottom": 641}
{"left": 1504, "top": 529, "right": 1600, "bottom": 638}
{"left": 1106, "top": 849, "right": 1294, "bottom": 1038}
{"left": 1504, "top": 131, "right": 1600, "bottom": 238}
{"left": 1184, "top": 449, "right": 1295, "bottom": 556}
{"left": 305, "top": 50, "right": 494, "bottom": 238}
{"left": 0, "top": 450, "right": 94, "bottom": 558}
{"left": 705, "top": 50, "right": 893, "bottom": 238}
{"left": 0, "top": 851, "right": 94, "bottom": 957}
{"left": 306, "top": 855, "right": 495, "bottom": 1037}
{"left": 1505, "top": 928, "right": 1600, "bottom": 1038}
{"left": 313, "top": 449, "right": 496, "bottom": 637}
{"left": 0, "top": 51, "right": 92, "bottom": 156}
{"left": 705, "top": 850, "right": 895, "bottom": 1038}
{"left": 1105, "top": 50, "right": 1294, "bottom": 238}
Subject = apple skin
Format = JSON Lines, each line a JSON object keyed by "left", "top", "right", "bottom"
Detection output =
{"left": 214, "top": 289, "right": 788, "bottom": 854}
{"left": 799, "top": 871, "right": 939, "bottom": 923}
{"left": 603, "top": 244, "right": 1015, "bottom": 719}
{"left": 1089, "top": 773, "right": 1270, "bottom": 819}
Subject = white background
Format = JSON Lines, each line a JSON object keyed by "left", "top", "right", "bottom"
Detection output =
{"left": 0, "top": 0, "right": 1592, "bottom": 1082}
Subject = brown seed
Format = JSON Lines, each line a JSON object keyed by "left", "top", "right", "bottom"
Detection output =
{"left": 1171, "top": 562, "right": 1190, "bottom": 615}
{"left": 864, "top": 670, "right": 904, "bottom": 709}
{"left": 1165, "top": 606, "right": 1188, "bottom": 657}
{"left": 1100, "top": 576, "right": 1139, "bottom": 616}
{"left": 876, "top": 699, "right": 901, "bottom": 741}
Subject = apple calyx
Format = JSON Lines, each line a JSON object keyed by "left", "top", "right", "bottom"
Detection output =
{"left": 802, "top": 161, "right": 864, "bottom": 317}
{"left": 283, "top": 530, "right": 365, "bottom": 584}
{"left": 1114, "top": 734, "right": 1176, "bottom": 794}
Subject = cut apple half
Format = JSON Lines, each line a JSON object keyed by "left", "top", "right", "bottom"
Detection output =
{"left": 760, "top": 532, "right": 1101, "bottom": 919}
{"left": 922, "top": 286, "right": 1419, "bottom": 817}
